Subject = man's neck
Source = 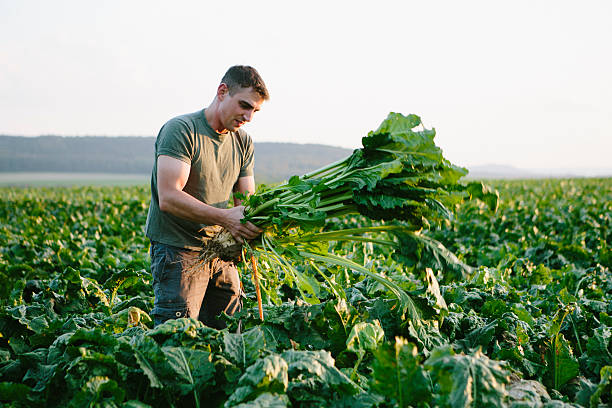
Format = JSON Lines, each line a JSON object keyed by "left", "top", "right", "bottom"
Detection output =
{"left": 204, "top": 101, "right": 228, "bottom": 134}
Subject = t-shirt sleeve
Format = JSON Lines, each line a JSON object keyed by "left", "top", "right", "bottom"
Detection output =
{"left": 156, "top": 118, "right": 194, "bottom": 164}
{"left": 239, "top": 131, "right": 254, "bottom": 177}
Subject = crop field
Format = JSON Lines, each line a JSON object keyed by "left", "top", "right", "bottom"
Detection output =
{"left": 0, "top": 173, "right": 149, "bottom": 187}
{"left": 0, "top": 178, "right": 610, "bottom": 407}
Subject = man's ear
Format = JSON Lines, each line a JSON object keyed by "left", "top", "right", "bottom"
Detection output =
{"left": 217, "top": 83, "right": 229, "bottom": 100}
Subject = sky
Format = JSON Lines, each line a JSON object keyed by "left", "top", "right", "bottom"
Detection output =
{"left": 1, "top": 0, "right": 611, "bottom": 174}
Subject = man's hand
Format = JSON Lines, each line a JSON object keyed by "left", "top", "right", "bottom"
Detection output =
{"left": 221, "top": 205, "right": 262, "bottom": 244}
{"left": 156, "top": 156, "right": 262, "bottom": 243}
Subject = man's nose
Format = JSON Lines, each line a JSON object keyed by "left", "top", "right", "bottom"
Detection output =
{"left": 243, "top": 110, "right": 254, "bottom": 122}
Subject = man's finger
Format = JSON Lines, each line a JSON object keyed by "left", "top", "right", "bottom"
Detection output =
{"left": 245, "top": 221, "right": 263, "bottom": 233}
{"left": 242, "top": 229, "right": 259, "bottom": 240}
{"left": 231, "top": 231, "right": 244, "bottom": 244}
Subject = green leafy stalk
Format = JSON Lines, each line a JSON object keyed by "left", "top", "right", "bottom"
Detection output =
{"left": 297, "top": 250, "right": 419, "bottom": 321}
{"left": 198, "top": 112, "right": 497, "bottom": 312}
{"left": 242, "top": 112, "right": 497, "bottom": 231}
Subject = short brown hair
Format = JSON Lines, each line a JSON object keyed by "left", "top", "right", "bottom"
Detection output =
{"left": 221, "top": 65, "right": 270, "bottom": 100}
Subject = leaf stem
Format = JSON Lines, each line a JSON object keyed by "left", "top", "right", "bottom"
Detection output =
{"left": 350, "top": 351, "right": 365, "bottom": 381}
{"left": 250, "top": 255, "right": 264, "bottom": 321}
{"left": 302, "top": 157, "right": 349, "bottom": 179}
{"left": 297, "top": 250, "right": 418, "bottom": 321}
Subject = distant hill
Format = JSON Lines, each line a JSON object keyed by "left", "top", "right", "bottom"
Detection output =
{"left": 2, "top": 136, "right": 609, "bottom": 183}
{"left": 250, "top": 142, "right": 352, "bottom": 183}
{"left": 0, "top": 135, "right": 353, "bottom": 184}
{"left": 0, "top": 136, "right": 154, "bottom": 174}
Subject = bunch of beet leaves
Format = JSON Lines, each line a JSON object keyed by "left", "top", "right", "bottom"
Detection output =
{"left": 196, "top": 112, "right": 498, "bottom": 319}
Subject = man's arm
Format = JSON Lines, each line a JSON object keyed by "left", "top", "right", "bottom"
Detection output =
{"left": 233, "top": 175, "right": 256, "bottom": 206}
{"left": 157, "top": 155, "right": 260, "bottom": 243}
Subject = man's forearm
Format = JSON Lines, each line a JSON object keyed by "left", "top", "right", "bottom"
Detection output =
{"left": 160, "top": 189, "right": 260, "bottom": 242}
{"left": 233, "top": 175, "right": 256, "bottom": 206}
{"left": 159, "top": 189, "right": 228, "bottom": 226}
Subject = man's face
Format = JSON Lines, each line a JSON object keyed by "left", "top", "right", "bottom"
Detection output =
{"left": 218, "top": 86, "right": 264, "bottom": 132}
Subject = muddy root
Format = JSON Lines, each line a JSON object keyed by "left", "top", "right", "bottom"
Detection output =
{"left": 198, "top": 228, "right": 243, "bottom": 265}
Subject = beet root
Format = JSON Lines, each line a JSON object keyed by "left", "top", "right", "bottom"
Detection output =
{"left": 198, "top": 228, "right": 243, "bottom": 265}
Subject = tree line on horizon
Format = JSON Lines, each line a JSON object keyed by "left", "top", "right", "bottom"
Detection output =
{"left": 0, "top": 135, "right": 352, "bottom": 184}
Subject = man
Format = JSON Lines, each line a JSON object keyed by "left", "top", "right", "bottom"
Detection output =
{"left": 145, "top": 65, "right": 269, "bottom": 328}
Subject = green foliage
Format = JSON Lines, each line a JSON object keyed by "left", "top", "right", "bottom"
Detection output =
{"left": 239, "top": 113, "right": 498, "bottom": 325}
{"left": 370, "top": 337, "right": 431, "bottom": 407}
{"left": 345, "top": 320, "right": 384, "bottom": 380}
{"left": 244, "top": 112, "right": 494, "bottom": 229}
{"left": 425, "top": 346, "right": 510, "bottom": 407}
{"left": 0, "top": 381, "right": 32, "bottom": 402}
{"left": 544, "top": 333, "right": 580, "bottom": 391}
{"left": 0, "top": 175, "right": 610, "bottom": 407}
{"left": 589, "top": 366, "right": 612, "bottom": 408}
{"left": 346, "top": 320, "right": 384, "bottom": 355}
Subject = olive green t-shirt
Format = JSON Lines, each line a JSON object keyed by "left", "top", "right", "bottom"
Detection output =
{"left": 145, "top": 109, "right": 254, "bottom": 250}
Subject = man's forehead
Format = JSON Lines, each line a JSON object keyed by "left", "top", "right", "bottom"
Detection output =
{"left": 235, "top": 87, "right": 264, "bottom": 107}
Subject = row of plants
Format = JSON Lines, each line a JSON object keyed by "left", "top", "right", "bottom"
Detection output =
{"left": 0, "top": 176, "right": 610, "bottom": 406}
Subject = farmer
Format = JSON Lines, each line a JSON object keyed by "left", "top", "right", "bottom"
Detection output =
{"left": 145, "top": 65, "right": 268, "bottom": 329}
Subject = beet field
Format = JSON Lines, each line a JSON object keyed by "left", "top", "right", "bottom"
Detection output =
{"left": 0, "top": 178, "right": 610, "bottom": 407}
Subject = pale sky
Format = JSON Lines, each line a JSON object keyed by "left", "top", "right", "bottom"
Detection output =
{"left": 1, "top": 0, "right": 611, "bottom": 173}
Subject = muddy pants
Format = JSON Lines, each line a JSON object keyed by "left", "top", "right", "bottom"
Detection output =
{"left": 149, "top": 240, "right": 242, "bottom": 329}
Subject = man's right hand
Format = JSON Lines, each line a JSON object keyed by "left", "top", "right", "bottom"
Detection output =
{"left": 221, "top": 205, "right": 262, "bottom": 244}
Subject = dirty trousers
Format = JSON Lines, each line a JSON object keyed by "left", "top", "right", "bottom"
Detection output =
{"left": 149, "top": 240, "right": 242, "bottom": 329}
